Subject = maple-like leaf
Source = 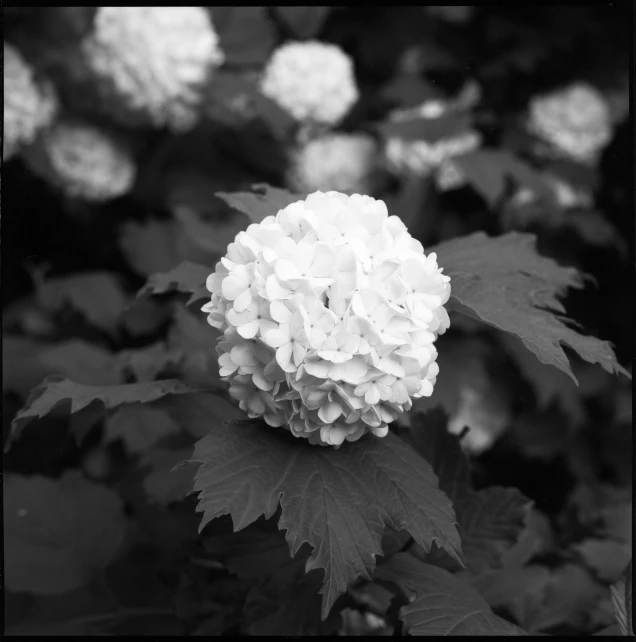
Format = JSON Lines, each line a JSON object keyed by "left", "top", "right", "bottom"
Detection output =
{"left": 4, "top": 472, "right": 127, "bottom": 595}
{"left": 35, "top": 271, "right": 129, "bottom": 335}
{"left": 191, "top": 420, "right": 462, "bottom": 619}
{"left": 433, "top": 231, "right": 629, "bottom": 382}
{"left": 408, "top": 411, "right": 531, "bottom": 573}
{"left": 215, "top": 184, "right": 305, "bottom": 224}
{"left": 9, "top": 376, "right": 200, "bottom": 446}
{"left": 611, "top": 561, "right": 633, "bottom": 636}
{"left": 377, "top": 554, "right": 528, "bottom": 635}
{"left": 137, "top": 261, "right": 211, "bottom": 304}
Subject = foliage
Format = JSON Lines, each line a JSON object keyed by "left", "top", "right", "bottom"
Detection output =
{"left": 3, "top": 5, "right": 631, "bottom": 637}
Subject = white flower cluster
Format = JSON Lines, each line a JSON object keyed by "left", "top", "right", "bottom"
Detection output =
{"left": 287, "top": 133, "right": 380, "bottom": 195}
{"left": 385, "top": 130, "right": 481, "bottom": 189}
{"left": 3, "top": 43, "right": 58, "bottom": 161}
{"left": 261, "top": 41, "right": 359, "bottom": 125}
{"left": 22, "top": 119, "right": 137, "bottom": 201}
{"left": 81, "top": 7, "right": 224, "bottom": 132}
{"left": 513, "top": 173, "right": 593, "bottom": 210}
{"left": 203, "top": 191, "right": 450, "bottom": 447}
{"left": 527, "top": 83, "right": 612, "bottom": 165}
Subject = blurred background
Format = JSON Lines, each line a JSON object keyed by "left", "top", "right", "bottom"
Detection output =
{"left": 3, "top": 5, "right": 633, "bottom": 637}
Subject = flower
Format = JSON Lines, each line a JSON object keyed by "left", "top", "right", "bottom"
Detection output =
{"left": 287, "top": 133, "right": 382, "bottom": 195}
{"left": 22, "top": 118, "right": 136, "bottom": 201}
{"left": 527, "top": 83, "right": 612, "bottom": 166}
{"left": 385, "top": 129, "right": 481, "bottom": 188}
{"left": 3, "top": 43, "right": 58, "bottom": 160}
{"left": 260, "top": 41, "right": 359, "bottom": 125}
{"left": 203, "top": 191, "right": 451, "bottom": 447}
{"left": 81, "top": 7, "right": 224, "bottom": 132}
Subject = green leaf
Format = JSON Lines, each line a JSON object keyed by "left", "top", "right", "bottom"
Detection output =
{"left": 377, "top": 554, "right": 528, "bottom": 635}
{"left": 191, "top": 420, "right": 462, "bottom": 619}
{"left": 3, "top": 337, "right": 122, "bottom": 397}
{"left": 209, "top": 7, "right": 276, "bottom": 67}
{"left": 9, "top": 376, "right": 200, "bottom": 446}
{"left": 216, "top": 183, "right": 304, "bottom": 224}
{"left": 137, "top": 261, "right": 211, "bottom": 304}
{"left": 272, "top": 7, "right": 331, "bottom": 38}
{"left": 434, "top": 231, "right": 629, "bottom": 382}
{"left": 610, "top": 561, "right": 632, "bottom": 636}
{"left": 35, "top": 271, "right": 129, "bottom": 335}
{"left": 454, "top": 150, "right": 556, "bottom": 208}
{"left": 116, "top": 342, "right": 184, "bottom": 383}
{"left": 141, "top": 447, "right": 198, "bottom": 505}
{"left": 4, "top": 472, "right": 127, "bottom": 595}
{"left": 379, "top": 111, "right": 473, "bottom": 144}
{"left": 408, "top": 411, "right": 531, "bottom": 573}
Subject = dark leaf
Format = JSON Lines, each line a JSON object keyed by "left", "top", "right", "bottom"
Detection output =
{"left": 379, "top": 110, "right": 473, "bottom": 144}
{"left": 192, "top": 420, "right": 462, "bottom": 619}
{"left": 137, "top": 261, "right": 211, "bottom": 304}
{"left": 610, "top": 561, "right": 633, "bottom": 636}
{"left": 434, "top": 232, "right": 629, "bottom": 382}
{"left": 216, "top": 183, "right": 304, "bottom": 224}
{"left": 141, "top": 447, "right": 198, "bottom": 505}
{"left": 4, "top": 472, "right": 127, "bottom": 595}
{"left": 272, "top": 6, "right": 331, "bottom": 39}
{"left": 377, "top": 554, "right": 528, "bottom": 635}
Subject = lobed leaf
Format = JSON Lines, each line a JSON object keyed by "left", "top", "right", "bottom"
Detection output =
{"left": 191, "top": 420, "right": 462, "bottom": 619}
{"left": 377, "top": 553, "right": 528, "bottom": 635}
{"left": 433, "top": 231, "right": 629, "bottom": 382}
{"left": 216, "top": 183, "right": 305, "bottom": 224}
{"left": 137, "top": 261, "right": 211, "bottom": 304}
{"left": 610, "top": 561, "right": 633, "bottom": 636}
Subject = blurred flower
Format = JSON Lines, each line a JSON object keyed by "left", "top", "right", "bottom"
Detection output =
{"left": 81, "top": 7, "right": 224, "bottom": 132}
{"left": 3, "top": 43, "right": 58, "bottom": 160}
{"left": 512, "top": 173, "right": 593, "bottom": 211}
{"left": 287, "top": 133, "right": 381, "bottom": 195}
{"left": 260, "top": 41, "right": 359, "bottom": 125}
{"left": 385, "top": 130, "right": 481, "bottom": 189}
{"left": 203, "top": 191, "right": 451, "bottom": 446}
{"left": 527, "top": 83, "right": 612, "bottom": 166}
{"left": 427, "top": 6, "right": 474, "bottom": 23}
{"left": 22, "top": 118, "right": 137, "bottom": 201}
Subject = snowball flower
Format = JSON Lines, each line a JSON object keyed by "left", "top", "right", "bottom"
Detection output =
{"left": 22, "top": 119, "right": 136, "bottom": 201}
{"left": 261, "top": 41, "right": 359, "bottom": 125}
{"left": 287, "top": 133, "right": 381, "bottom": 195}
{"left": 527, "top": 83, "right": 612, "bottom": 166}
{"left": 81, "top": 7, "right": 224, "bottom": 132}
{"left": 203, "top": 191, "right": 451, "bottom": 446}
{"left": 385, "top": 130, "right": 481, "bottom": 187}
{"left": 3, "top": 43, "right": 58, "bottom": 160}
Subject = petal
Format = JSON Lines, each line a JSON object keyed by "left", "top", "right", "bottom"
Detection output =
{"left": 270, "top": 300, "right": 292, "bottom": 323}
{"left": 365, "top": 386, "right": 380, "bottom": 405}
{"left": 221, "top": 275, "right": 245, "bottom": 301}
{"left": 258, "top": 318, "right": 278, "bottom": 337}
{"left": 275, "top": 258, "right": 302, "bottom": 281}
{"left": 264, "top": 328, "right": 289, "bottom": 348}
{"left": 237, "top": 319, "right": 260, "bottom": 339}
{"left": 275, "top": 343, "right": 293, "bottom": 370}
{"left": 231, "top": 344, "right": 256, "bottom": 367}
{"left": 318, "top": 401, "right": 343, "bottom": 424}
{"left": 266, "top": 275, "right": 292, "bottom": 300}
{"left": 292, "top": 342, "right": 306, "bottom": 366}
{"left": 233, "top": 288, "right": 252, "bottom": 313}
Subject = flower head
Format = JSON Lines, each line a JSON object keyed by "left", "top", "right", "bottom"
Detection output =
{"left": 3, "top": 43, "right": 58, "bottom": 160}
{"left": 203, "top": 191, "right": 451, "bottom": 446}
{"left": 527, "top": 83, "right": 612, "bottom": 166}
{"left": 287, "top": 133, "right": 381, "bottom": 195}
{"left": 22, "top": 118, "right": 136, "bottom": 201}
{"left": 260, "top": 41, "right": 359, "bottom": 125}
{"left": 81, "top": 7, "right": 224, "bottom": 132}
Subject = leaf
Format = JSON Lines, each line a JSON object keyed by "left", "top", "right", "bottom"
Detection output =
{"left": 379, "top": 111, "right": 473, "bottom": 144}
{"left": 381, "top": 72, "right": 445, "bottom": 110}
{"left": 35, "top": 271, "right": 129, "bottom": 335}
{"left": 137, "top": 261, "right": 211, "bottom": 304}
{"left": 271, "top": 7, "right": 331, "bottom": 38}
{"left": 104, "top": 405, "right": 182, "bottom": 454}
{"left": 209, "top": 7, "right": 276, "bottom": 67}
{"left": 116, "top": 342, "right": 184, "bottom": 383}
{"left": 377, "top": 554, "right": 528, "bottom": 635}
{"left": 215, "top": 183, "right": 304, "bottom": 224}
{"left": 141, "top": 447, "right": 198, "bottom": 505}
{"left": 4, "top": 472, "right": 127, "bottom": 595}
{"left": 454, "top": 150, "right": 556, "bottom": 208}
{"left": 9, "top": 376, "right": 200, "bottom": 446}
{"left": 434, "top": 231, "right": 629, "bottom": 382}
{"left": 408, "top": 411, "right": 531, "bottom": 573}
{"left": 3, "top": 337, "right": 122, "bottom": 397}
{"left": 191, "top": 420, "right": 463, "bottom": 619}
{"left": 574, "top": 539, "right": 632, "bottom": 583}
{"left": 611, "top": 561, "right": 633, "bottom": 636}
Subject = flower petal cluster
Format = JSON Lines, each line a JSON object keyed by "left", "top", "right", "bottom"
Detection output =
{"left": 3, "top": 43, "right": 58, "bottom": 161}
{"left": 22, "top": 118, "right": 136, "bottom": 201}
{"left": 81, "top": 7, "right": 224, "bottom": 132}
{"left": 385, "top": 129, "right": 481, "bottom": 187}
{"left": 260, "top": 41, "right": 359, "bottom": 125}
{"left": 287, "top": 133, "right": 381, "bottom": 195}
{"left": 527, "top": 83, "right": 612, "bottom": 166}
{"left": 203, "top": 191, "right": 451, "bottom": 447}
